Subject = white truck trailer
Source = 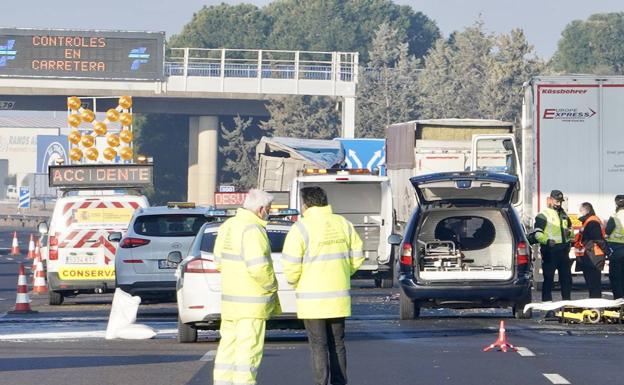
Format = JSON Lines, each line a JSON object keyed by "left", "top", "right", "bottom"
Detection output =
{"left": 521, "top": 75, "right": 624, "bottom": 226}
{"left": 385, "top": 119, "right": 520, "bottom": 230}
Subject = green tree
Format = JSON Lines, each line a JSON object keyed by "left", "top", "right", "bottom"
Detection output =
{"left": 260, "top": 96, "right": 341, "bottom": 139}
{"left": 481, "top": 29, "right": 544, "bottom": 123}
{"left": 552, "top": 13, "right": 624, "bottom": 75}
{"left": 417, "top": 22, "right": 542, "bottom": 124}
{"left": 418, "top": 21, "right": 494, "bottom": 119}
{"left": 220, "top": 116, "right": 267, "bottom": 190}
{"left": 169, "top": 3, "right": 271, "bottom": 49}
{"left": 356, "top": 23, "right": 420, "bottom": 137}
{"left": 265, "top": 0, "right": 439, "bottom": 61}
{"left": 133, "top": 114, "right": 189, "bottom": 205}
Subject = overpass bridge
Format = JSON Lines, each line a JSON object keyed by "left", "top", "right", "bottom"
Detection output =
{"left": 0, "top": 47, "right": 358, "bottom": 204}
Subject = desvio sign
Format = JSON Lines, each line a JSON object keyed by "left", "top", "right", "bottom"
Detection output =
{"left": 214, "top": 192, "right": 247, "bottom": 208}
{"left": 49, "top": 164, "right": 153, "bottom": 188}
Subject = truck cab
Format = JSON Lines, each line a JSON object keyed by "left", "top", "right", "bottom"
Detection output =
{"left": 290, "top": 169, "right": 395, "bottom": 288}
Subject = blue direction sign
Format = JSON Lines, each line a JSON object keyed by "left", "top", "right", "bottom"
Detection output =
{"left": 18, "top": 186, "right": 30, "bottom": 209}
{"left": 335, "top": 138, "right": 386, "bottom": 175}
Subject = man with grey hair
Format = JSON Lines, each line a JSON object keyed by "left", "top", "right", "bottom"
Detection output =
{"left": 213, "top": 188, "right": 280, "bottom": 385}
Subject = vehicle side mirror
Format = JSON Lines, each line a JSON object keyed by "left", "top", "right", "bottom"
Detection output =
{"left": 38, "top": 222, "right": 49, "bottom": 235}
{"left": 108, "top": 232, "right": 122, "bottom": 243}
{"left": 388, "top": 234, "right": 403, "bottom": 245}
{"left": 167, "top": 251, "right": 183, "bottom": 264}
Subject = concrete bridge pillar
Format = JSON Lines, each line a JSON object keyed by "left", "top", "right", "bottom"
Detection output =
{"left": 187, "top": 116, "right": 219, "bottom": 205}
{"left": 342, "top": 96, "right": 355, "bottom": 138}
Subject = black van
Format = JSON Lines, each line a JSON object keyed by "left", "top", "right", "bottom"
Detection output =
{"left": 389, "top": 172, "right": 533, "bottom": 319}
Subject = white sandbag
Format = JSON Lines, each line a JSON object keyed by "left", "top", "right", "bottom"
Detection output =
{"left": 106, "top": 288, "right": 141, "bottom": 340}
{"left": 524, "top": 298, "right": 624, "bottom": 314}
{"left": 114, "top": 323, "right": 157, "bottom": 340}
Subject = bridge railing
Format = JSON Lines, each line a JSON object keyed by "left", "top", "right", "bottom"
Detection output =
{"left": 165, "top": 48, "right": 358, "bottom": 83}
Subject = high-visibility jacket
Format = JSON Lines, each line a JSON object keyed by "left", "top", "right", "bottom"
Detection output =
{"left": 607, "top": 211, "right": 624, "bottom": 244}
{"left": 281, "top": 205, "right": 364, "bottom": 319}
{"left": 574, "top": 215, "right": 606, "bottom": 257}
{"left": 535, "top": 207, "right": 572, "bottom": 246}
{"left": 214, "top": 208, "right": 279, "bottom": 320}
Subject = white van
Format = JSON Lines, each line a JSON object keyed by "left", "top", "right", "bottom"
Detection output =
{"left": 290, "top": 170, "right": 395, "bottom": 287}
{"left": 40, "top": 191, "right": 149, "bottom": 305}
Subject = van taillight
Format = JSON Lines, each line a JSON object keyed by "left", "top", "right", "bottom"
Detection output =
{"left": 517, "top": 241, "right": 529, "bottom": 265}
{"left": 400, "top": 243, "right": 413, "bottom": 266}
{"left": 49, "top": 234, "right": 58, "bottom": 260}
{"left": 119, "top": 237, "right": 151, "bottom": 249}
{"left": 185, "top": 258, "right": 218, "bottom": 273}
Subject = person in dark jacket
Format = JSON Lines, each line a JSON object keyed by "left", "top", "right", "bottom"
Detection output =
{"left": 606, "top": 195, "right": 624, "bottom": 299}
{"left": 575, "top": 202, "right": 605, "bottom": 299}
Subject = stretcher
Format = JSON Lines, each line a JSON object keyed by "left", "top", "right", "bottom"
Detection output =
{"left": 523, "top": 298, "right": 624, "bottom": 324}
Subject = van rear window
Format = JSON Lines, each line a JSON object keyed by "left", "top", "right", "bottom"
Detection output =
{"left": 134, "top": 214, "right": 208, "bottom": 237}
{"left": 434, "top": 216, "right": 495, "bottom": 251}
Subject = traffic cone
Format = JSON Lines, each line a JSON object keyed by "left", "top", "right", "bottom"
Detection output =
{"left": 8, "top": 263, "right": 37, "bottom": 314}
{"left": 34, "top": 239, "right": 41, "bottom": 260}
{"left": 10, "top": 231, "right": 20, "bottom": 256}
{"left": 483, "top": 320, "right": 516, "bottom": 352}
{"left": 32, "top": 258, "right": 48, "bottom": 294}
{"left": 26, "top": 234, "right": 35, "bottom": 259}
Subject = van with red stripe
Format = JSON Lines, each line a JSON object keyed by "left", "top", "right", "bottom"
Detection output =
{"left": 41, "top": 191, "right": 148, "bottom": 305}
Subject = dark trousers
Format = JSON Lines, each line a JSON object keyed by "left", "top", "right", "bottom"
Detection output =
{"left": 541, "top": 246, "right": 572, "bottom": 301}
{"left": 581, "top": 265, "right": 603, "bottom": 298}
{"left": 303, "top": 318, "right": 347, "bottom": 385}
{"left": 609, "top": 244, "right": 624, "bottom": 299}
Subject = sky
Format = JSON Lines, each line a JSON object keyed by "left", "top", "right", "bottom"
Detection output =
{"left": 1, "top": 0, "right": 623, "bottom": 58}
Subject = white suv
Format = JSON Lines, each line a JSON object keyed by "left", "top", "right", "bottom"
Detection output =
{"left": 112, "top": 203, "right": 214, "bottom": 301}
{"left": 173, "top": 210, "right": 298, "bottom": 343}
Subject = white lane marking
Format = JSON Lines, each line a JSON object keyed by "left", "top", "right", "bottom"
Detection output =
{"left": 6, "top": 257, "right": 13, "bottom": 261}
{"left": 516, "top": 347, "right": 535, "bottom": 357}
{"left": 0, "top": 327, "right": 178, "bottom": 341}
{"left": 543, "top": 373, "right": 571, "bottom": 384}
{"left": 200, "top": 350, "right": 217, "bottom": 361}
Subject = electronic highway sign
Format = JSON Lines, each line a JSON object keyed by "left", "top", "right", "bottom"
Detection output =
{"left": 0, "top": 28, "right": 164, "bottom": 80}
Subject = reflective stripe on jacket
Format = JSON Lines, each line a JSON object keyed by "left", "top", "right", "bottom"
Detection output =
{"left": 282, "top": 205, "right": 364, "bottom": 319}
{"left": 607, "top": 211, "right": 624, "bottom": 244}
{"left": 535, "top": 207, "right": 571, "bottom": 245}
{"left": 214, "top": 208, "right": 279, "bottom": 320}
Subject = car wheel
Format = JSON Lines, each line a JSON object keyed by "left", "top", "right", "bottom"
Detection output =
{"left": 177, "top": 317, "right": 198, "bottom": 343}
{"left": 399, "top": 291, "right": 420, "bottom": 320}
{"left": 48, "top": 290, "right": 64, "bottom": 306}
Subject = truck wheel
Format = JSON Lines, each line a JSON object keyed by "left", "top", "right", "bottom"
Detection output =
{"left": 380, "top": 276, "right": 394, "bottom": 289}
{"left": 399, "top": 292, "right": 420, "bottom": 320}
{"left": 48, "top": 290, "right": 64, "bottom": 306}
{"left": 177, "top": 317, "right": 198, "bottom": 343}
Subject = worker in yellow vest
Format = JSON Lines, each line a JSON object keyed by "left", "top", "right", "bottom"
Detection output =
{"left": 606, "top": 195, "right": 624, "bottom": 298}
{"left": 282, "top": 186, "right": 364, "bottom": 385}
{"left": 212, "top": 189, "right": 280, "bottom": 385}
{"left": 534, "top": 190, "right": 573, "bottom": 303}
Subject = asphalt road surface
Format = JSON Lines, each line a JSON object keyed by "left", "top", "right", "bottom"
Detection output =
{"left": 1, "top": 226, "right": 623, "bottom": 385}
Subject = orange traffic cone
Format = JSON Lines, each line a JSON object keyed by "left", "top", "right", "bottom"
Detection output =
{"left": 27, "top": 234, "right": 35, "bottom": 259}
{"left": 32, "top": 258, "right": 48, "bottom": 294}
{"left": 8, "top": 263, "right": 37, "bottom": 314}
{"left": 34, "top": 239, "right": 41, "bottom": 260}
{"left": 10, "top": 231, "right": 20, "bottom": 256}
{"left": 483, "top": 320, "right": 516, "bottom": 352}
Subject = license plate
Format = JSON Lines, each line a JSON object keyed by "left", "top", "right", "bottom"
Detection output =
{"left": 158, "top": 259, "right": 178, "bottom": 269}
{"left": 66, "top": 255, "right": 97, "bottom": 264}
